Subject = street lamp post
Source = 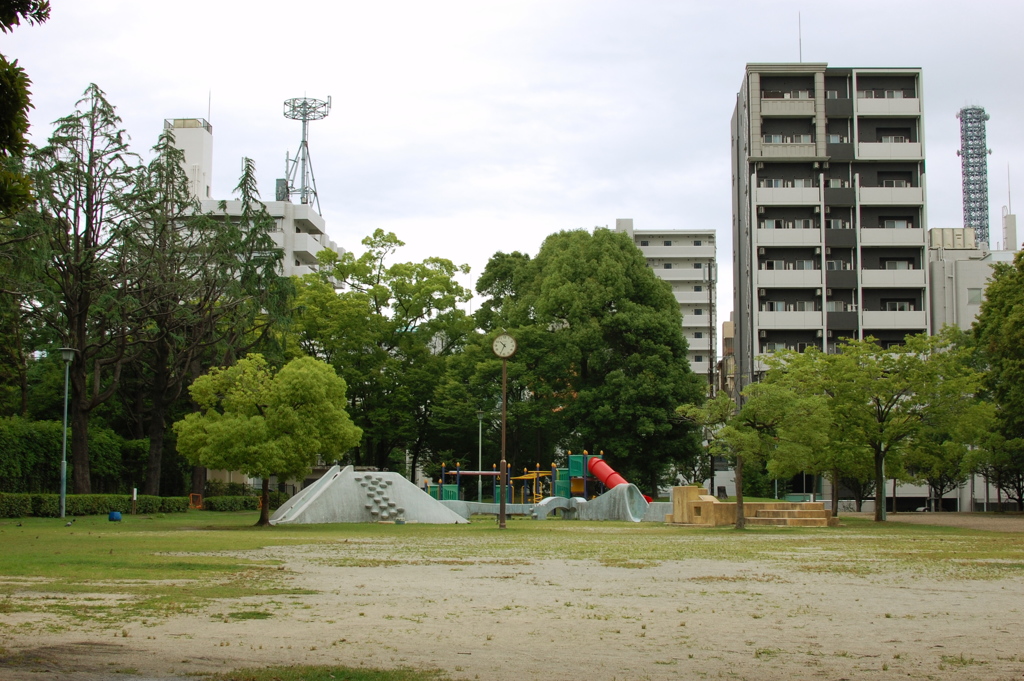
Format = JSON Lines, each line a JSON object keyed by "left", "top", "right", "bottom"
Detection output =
{"left": 476, "top": 410, "right": 484, "bottom": 502}
{"left": 59, "top": 348, "right": 76, "bottom": 519}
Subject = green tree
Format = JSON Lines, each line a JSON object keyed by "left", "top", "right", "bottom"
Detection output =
{"left": 973, "top": 250, "right": 1024, "bottom": 505}
{"left": 123, "top": 138, "right": 286, "bottom": 495}
{"left": 0, "top": 0, "right": 49, "bottom": 217}
{"left": 902, "top": 336, "right": 992, "bottom": 510}
{"left": 967, "top": 434, "right": 1024, "bottom": 511}
{"left": 477, "top": 229, "right": 705, "bottom": 494}
{"left": 717, "top": 382, "right": 828, "bottom": 528}
{"left": 173, "top": 354, "right": 361, "bottom": 525}
{"left": 763, "top": 332, "right": 985, "bottom": 521}
{"left": 17, "top": 84, "right": 144, "bottom": 493}
{"left": 676, "top": 391, "right": 735, "bottom": 488}
{"left": 291, "top": 229, "right": 471, "bottom": 475}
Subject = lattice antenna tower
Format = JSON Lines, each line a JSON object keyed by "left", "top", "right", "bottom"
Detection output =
{"left": 957, "top": 105, "right": 992, "bottom": 243}
{"left": 283, "top": 96, "right": 331, "bottom": 213}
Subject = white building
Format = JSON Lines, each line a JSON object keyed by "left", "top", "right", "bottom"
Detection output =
{"left": 927, "top": 227, "right": 1016, "bottom": 333}
{"left": 166, "top": 118, "right": 343, "bottom": 278}
{"left": 615, "top": 218, "right": 717, "bottom": 385}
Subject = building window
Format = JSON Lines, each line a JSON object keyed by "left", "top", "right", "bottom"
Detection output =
{"left": 967, "top": 288, "right": 983, "bottom": 304}
{"left": 663, "top": 263, "right": 672, "bottom": 269}
{"left": 664, "top": 240, "right": 672, "bottom": 246}
{"left": 883, "top": 260, "right": 913, "bottom": 270}
{"left": 694, "top": 309, "right": 703, "bottom": 316}
{"left": 884, "top": 300, "right": 915, "bottom": 312}
{"left": 694, "top": 285, "right": 703, "bottom": 292}
{"left": 694, "top": 355, "right": 704, "bottom": 363}
{"left": 883, "top": 219, "right": 911, "bottom": 229}
{"left": 693, "top": 263, "right": 703, "bottom": 269}
{"left": 694, "top": 331, "right": 703, "bottom": 339}
{"left": 826, "top": 90, "right": 839, "bottom": 99}
{"left": 639, "top": 240, "right": 649, "bottom": 246}
{"left": 694, "top": 240, "right": 702, "bottom": 247}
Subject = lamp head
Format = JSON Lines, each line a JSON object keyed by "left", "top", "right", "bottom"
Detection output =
{"left": 59, "top": 348, "right": 76, "bottom": 363}
{"left": 476, "top": 410, "right": 484, "bottom": 421}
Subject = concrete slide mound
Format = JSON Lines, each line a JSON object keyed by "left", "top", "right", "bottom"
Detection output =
{"left": 270, "top": 465, "right": 468, "bottom": 525}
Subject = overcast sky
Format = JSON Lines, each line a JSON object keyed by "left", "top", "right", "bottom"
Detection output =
{"left": 7, "top": 1, "right": 1024, "bottom": 333}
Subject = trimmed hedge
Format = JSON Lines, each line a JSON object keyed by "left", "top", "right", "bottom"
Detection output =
{"left": 203, "top": 495, "right": 260, "bottom": 511}
{"left": 201, "top": 491, "right": 290, "bottom": 512}
{"left": 0, "top": 493, "right": 189, "bottom": 518}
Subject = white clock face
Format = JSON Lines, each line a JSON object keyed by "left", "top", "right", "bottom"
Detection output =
{"left": 492, "top": 333, "right": 517, "bottom": 358}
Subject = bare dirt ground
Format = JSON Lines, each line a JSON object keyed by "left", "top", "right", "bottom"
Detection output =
{"left": 882, "top": 511, "right": 1024, "bottom": 533}
{"left": 3, "top": 520, "right": 1024, "bottom": 681}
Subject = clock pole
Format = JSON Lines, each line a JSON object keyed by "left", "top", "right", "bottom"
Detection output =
{"left": 491, "top": 333, "right": 516, "bottom": 530}
{"left": 499, "top": 354, "right": 508, "bottom": 529}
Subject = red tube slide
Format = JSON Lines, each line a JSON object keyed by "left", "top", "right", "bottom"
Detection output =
{"left": 588, "top": 457, "right": 628, "bottom": 489}
{"left": 588, "top": 457, "right": 653, "bottom": 503}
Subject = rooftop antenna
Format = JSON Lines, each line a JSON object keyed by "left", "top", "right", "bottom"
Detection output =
{"left": 283, "top": 96, "right": 331, "bottom": 213}
{"left": 798, "top": 13, "right": 802, "bottom": 62}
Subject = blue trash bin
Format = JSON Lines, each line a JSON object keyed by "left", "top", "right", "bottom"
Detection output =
{"left": 108, "top": 511, "right": 122, "bottom": 522}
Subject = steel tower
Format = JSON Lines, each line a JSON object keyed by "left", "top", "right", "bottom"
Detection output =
{"left": 283, "top": 96, "right": 331, "bottom": 213}
{"left": 957, "top": 106, "right": 991, "bottom": 243}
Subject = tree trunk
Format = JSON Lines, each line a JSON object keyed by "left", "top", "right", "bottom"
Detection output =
{"left": 143, "top": 348, "right": 171, "bottom": 496}
{"left": 71, "top": 395, "right": 91, "bottom": 494}
{"left": 409, "top": 448, "right": 419, "bottom": 484}
{"left": 873, "top": 449, "right": 885, "bottom": 522}
{"left": 256, "top": 477, "right": 271, "bottom": 526}
{"left": 191, "top": 465, "right": 206, "bottom": 496}
{"left": 830, "top": 469, "right": 840, "bottom": 518}
{"left": 143, "top": 410, "right": 165, "bottom": 496}
{"left": 734, "top": 455, "right": 745, "bottom": 529}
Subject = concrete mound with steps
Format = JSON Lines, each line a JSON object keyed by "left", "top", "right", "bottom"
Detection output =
{"left": 270, "top": 465, "right": 468, "bottom": 525}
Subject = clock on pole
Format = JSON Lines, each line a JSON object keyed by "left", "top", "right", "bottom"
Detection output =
{"left": 491, "top": 332, "right": 516, "bottom": 528}
{"left": 492, "top": 333, "right": 517, "bottom": 358}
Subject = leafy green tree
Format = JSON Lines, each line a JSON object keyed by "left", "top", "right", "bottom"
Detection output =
{"left": 676, "top": 391, "right": 735, "bottom": 487}
{"left": 763, "top": 332, "right": 984, "bottom": 521}
{"left": 291, "top": 229, "right": 471, "bottom": 475}
{"left": 16, "top": 84, "right": 144, "bottom": 493}
{"left": 0, "top": 0, "right": 49, "bottom": 217}
{"left": 717, "top": 382, "right": 828, "bottom": 528}
{"left": 973, "top": 250, "right": 1024, "bottom": 505}
{"left": 967, "top": 434, "right": 1024, "bottom": 511}
{"left": 173, "top": 354, "right": 361, "bottom": 525}
{"left": 903, "top": 337, "right": 993, "bottom": 510}
{"left": 476, "top": 229, "right": 705, "bottom": 494}
{"left": 123, "top": 138, "right": 286, "bottom": 495}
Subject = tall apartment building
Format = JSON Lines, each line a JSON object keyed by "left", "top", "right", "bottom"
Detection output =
{"left": 166, "top": 118, "right": 343, "bottom": 278}
{"left": 731, "top": 64, "right": 929, "bottom": 395}
{"left": 615, "top": 218, "right": 717, "bottom": 385}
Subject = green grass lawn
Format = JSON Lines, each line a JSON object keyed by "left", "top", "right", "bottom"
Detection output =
{"left": 2, "top": 510, "right": 1023, "bottom": 680}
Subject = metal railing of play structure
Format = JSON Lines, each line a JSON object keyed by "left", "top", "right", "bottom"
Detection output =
{"left": 425, "top": 451, "right": 614, "bottom": 503}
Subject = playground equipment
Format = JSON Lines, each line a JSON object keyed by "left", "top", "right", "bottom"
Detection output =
{"left": 270, "top": 466, "right": 468, "bottom": 524}
{"left": 274, "top": 451, "right": 671, "bottom": 525}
